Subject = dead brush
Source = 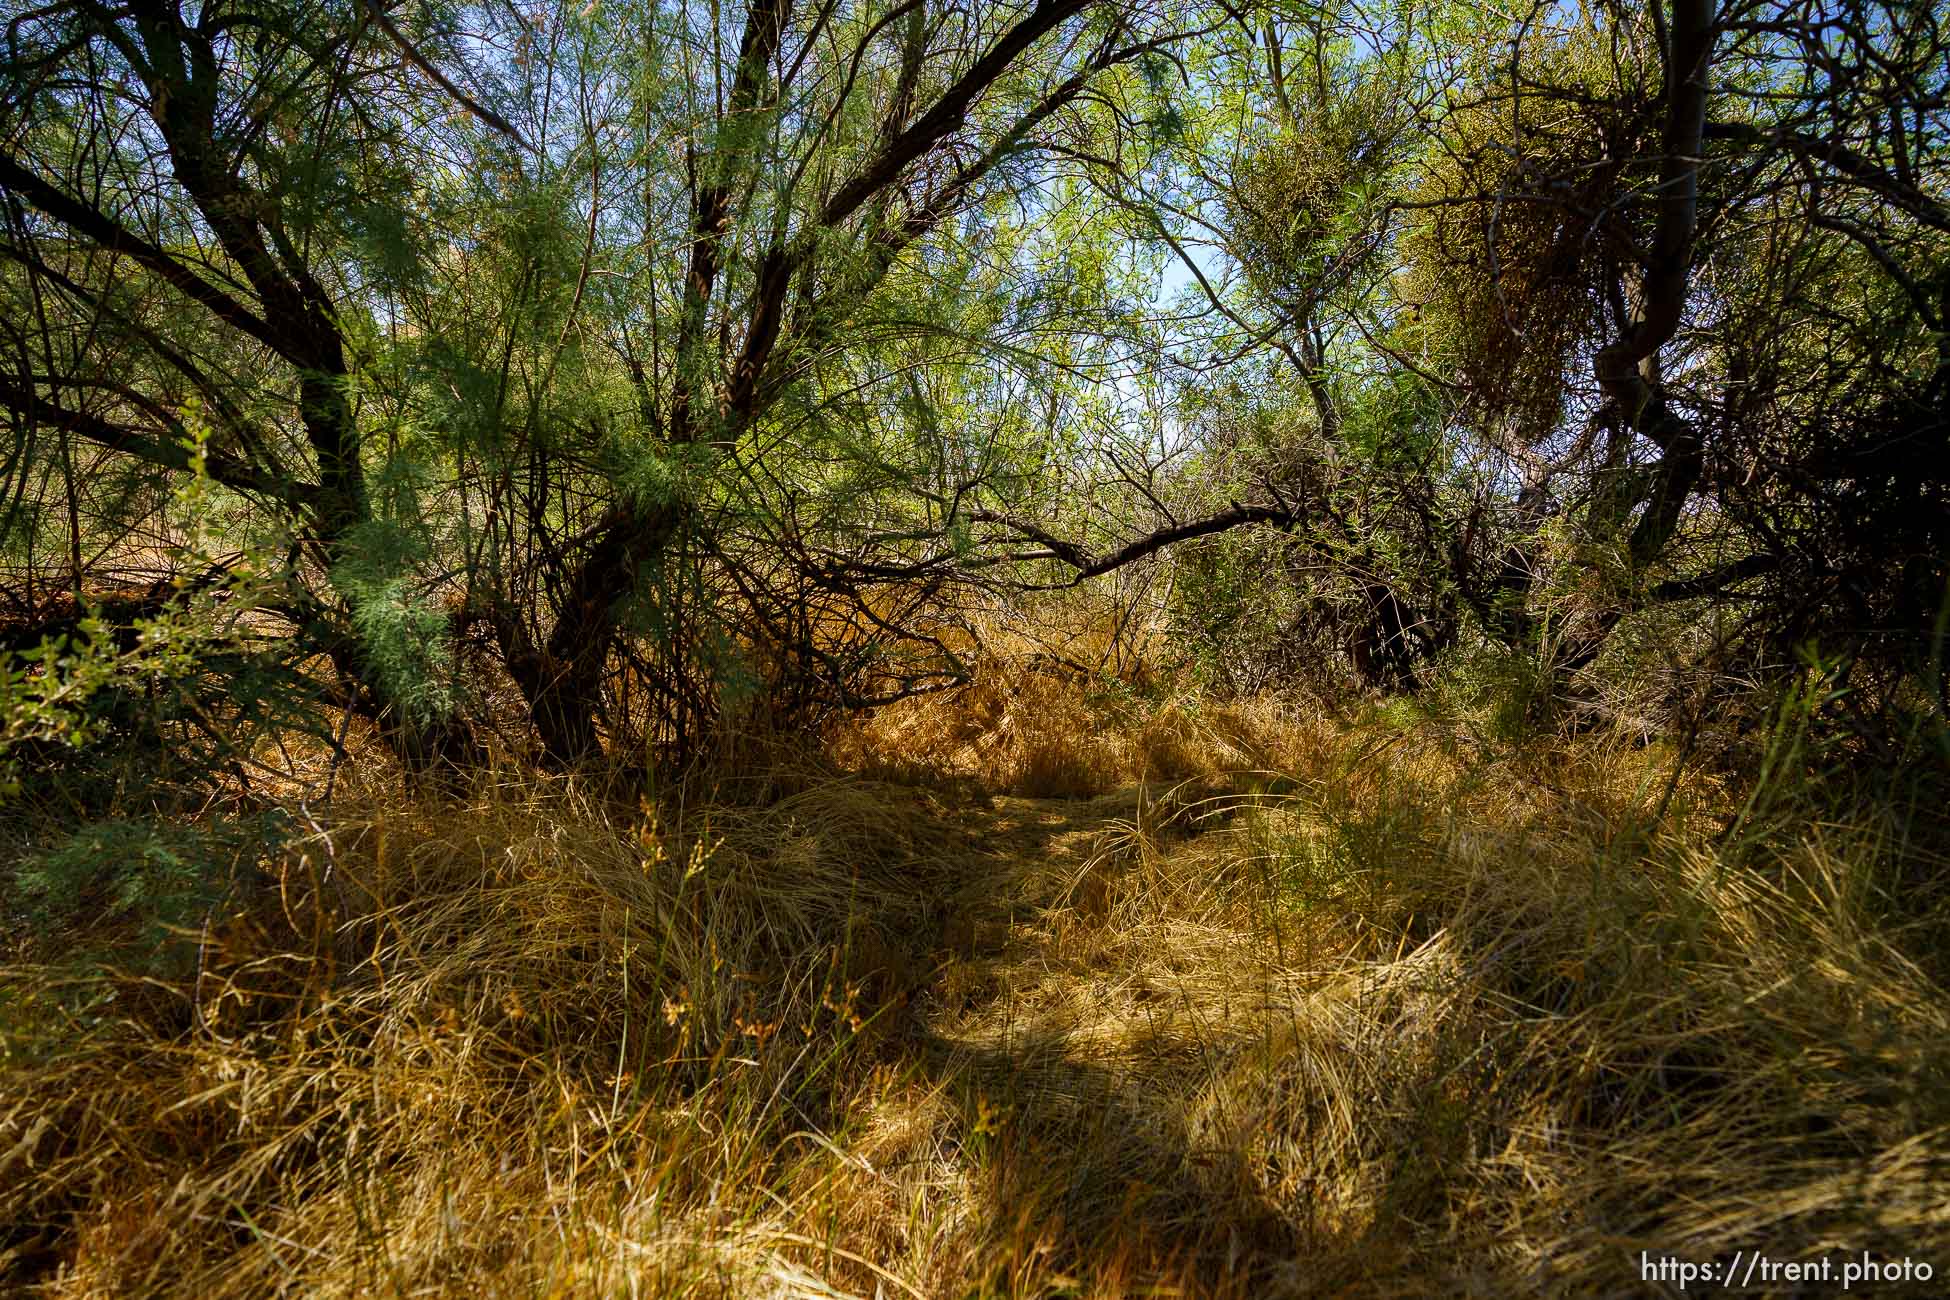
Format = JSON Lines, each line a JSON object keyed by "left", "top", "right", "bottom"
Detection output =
{"left": 935, "top": 704, "right": 1950, "bottom": 1293}
{"left": 1180, "top": 717, "right": 1950, "bottom": 1291}
{"left": 833, "top": 664, "right": 1125, "bottom": 797}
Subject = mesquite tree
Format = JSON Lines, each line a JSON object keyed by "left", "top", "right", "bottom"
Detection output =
{"left": 1161, "top": 0, "right": 1949, "bottom": 722}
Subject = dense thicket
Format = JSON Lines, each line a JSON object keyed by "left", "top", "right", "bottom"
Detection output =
{"left": 5, "top": 7, "right": 1950, "bottom": 1292}
{"left": 3, "top": 0, "right": 1944, "bottom": 778}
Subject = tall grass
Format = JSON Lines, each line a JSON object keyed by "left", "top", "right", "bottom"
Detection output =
{"left": 4, "top": 667, "right": 1948, "bottom": 1296}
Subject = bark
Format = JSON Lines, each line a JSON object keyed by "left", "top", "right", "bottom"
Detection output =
{"left": 1591, "top": 0, "right": 1715, "bottom": 570}
{"left": 969, "top": 502, "right": 1302, "bottom": 582}
{"left": 510, "top": 504, "right": 684, "bottom": 767}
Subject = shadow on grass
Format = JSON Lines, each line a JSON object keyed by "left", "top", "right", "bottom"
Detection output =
{"left": 918, "top": 1023, "right": 1305, "bottom": 1296}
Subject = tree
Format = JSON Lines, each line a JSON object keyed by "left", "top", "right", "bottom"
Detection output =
{"left": 1400, "top": 0, "right": 1949, "bottom": 721}
{"left": 2, "top": 0, "right": 1222, "bottom": 768}
{"left": 6, "top": 0, "right": 1942, "bottom": 779}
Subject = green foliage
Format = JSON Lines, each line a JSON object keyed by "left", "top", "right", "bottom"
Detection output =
{"left": 12, "top": 813, "right": 290, "bottom": 972}
{"left": 0, "top": 627, "right": 125, "bottom": 797}
{"left": 2, "top": 0, "right": 1942, "bottom": 775}
{"left": 1429, "top": 639, "right": 1563, "bottom": 746}
{"left": 1170, "top": 526, "right": 1311, "bottom": 694}
{"left": 0, "top": 427, "right": 305, "bottom": 974}
{"left": 1399, "top": 17, "right": 1653, "bottom": 439}
{"left": 1166, "top": 367, "right": 1466, "bottom": 698}
{"left": 333, "top": 519, "right": 456, "bottom": 728}
{"left": 606, "top": 433, "right": 705, "bottom": 512}
{"left": 0, "top": 416, "right": 313, "bottom": 803}
{"left": 1227, "top": 71, "right": 1407, "bottom": 319}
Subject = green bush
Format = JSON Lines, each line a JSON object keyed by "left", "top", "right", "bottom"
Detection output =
{"left": 12, "top": 815, "right": 289, "bottom": 967}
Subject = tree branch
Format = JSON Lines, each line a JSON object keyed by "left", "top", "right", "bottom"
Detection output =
{"left": 0, "top": 153, "right": 287, "bottom": 359}
{"left": 970, "top": 501, "right": 1298, "bottom": 583}
{"left": 0, "top": 378, "right": 318, "bottom": 508}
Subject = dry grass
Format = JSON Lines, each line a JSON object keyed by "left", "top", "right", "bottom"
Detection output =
{"left": 0, "top": 766, "right": 982, "bottom": 1296}
{"left": 831, "top": 646, "right": 1322, "bottom": 800}
{"left": 5, "top": 670, "right": 1950, "bottom": 1296}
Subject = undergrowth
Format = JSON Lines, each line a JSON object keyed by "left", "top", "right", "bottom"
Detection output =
{"left": 3, "top": 660, "right": 1948, "bottom": 1296}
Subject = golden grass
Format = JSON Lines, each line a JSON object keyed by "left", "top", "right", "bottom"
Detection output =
{"left": 5, "top": 672, "right": 1950, "bottom": 1296}
{"left": 830, "top": 647, "right": 1323, "bottom": 800}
